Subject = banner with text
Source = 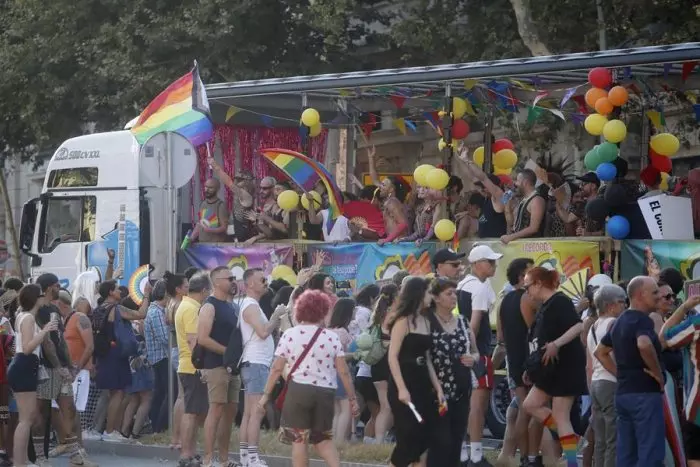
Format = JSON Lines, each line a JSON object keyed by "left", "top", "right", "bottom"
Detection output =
{"left": 308, "top": 242, "right": 438, "bottom": 291}
{"left": 621, "top": 240, "right": 700, "bottom": 284}
{"left": 184, "top": 243, "right": 294, "bottom": 283}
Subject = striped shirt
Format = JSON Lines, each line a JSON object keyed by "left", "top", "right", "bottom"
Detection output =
{"left": 664, "top": 314, "right": 700, "bottom": 426}
{"left": 144, "top": 302, "right": 169, "bottom": 364}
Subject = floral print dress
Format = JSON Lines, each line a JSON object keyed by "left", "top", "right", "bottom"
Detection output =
{"left": 428, "top": 313, "right": 470, "bottom": 402}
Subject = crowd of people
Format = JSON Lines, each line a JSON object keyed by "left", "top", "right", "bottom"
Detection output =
{"left": 184, "top": 144, "right": 700, "bottom": 247}
{"left": 1, "top": 238, "right": 699, "bottom": 467}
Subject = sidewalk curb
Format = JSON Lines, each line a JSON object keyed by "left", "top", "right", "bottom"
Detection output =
{"left": 83, "top": 439, "right": 385, "bottom": 467}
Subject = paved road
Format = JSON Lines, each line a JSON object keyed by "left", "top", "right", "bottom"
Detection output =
{"left": 52, "top": 453, "right": 172, "bottom": 466}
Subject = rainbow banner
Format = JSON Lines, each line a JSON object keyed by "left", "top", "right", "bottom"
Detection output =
{"left": 131, "top": 63, "right": 213, "bottom": 147}
{"left": 261, "top": 148, "right": 343, "bottom": 230}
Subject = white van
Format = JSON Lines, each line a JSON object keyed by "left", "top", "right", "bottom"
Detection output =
{"left": 18, "top": 130, "right": 188, "bottom": 289}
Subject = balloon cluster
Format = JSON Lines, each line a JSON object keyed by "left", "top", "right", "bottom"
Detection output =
{"left": 437, "top": 97, "right": 471, "bottom": 150}
{"left": 472, "top": 138, "right": 518, "bottom": 176}
{"left": 583, "top": 68, "right": 629, "bottom": 142}
{"left": 301, "top": 108, "right": 323, "bottom": 138}
{"left": 413, "top": 164, "right": 456, "bottom": 241}
{"left": 277, "top": 189, "right": 323, "bottom": 212}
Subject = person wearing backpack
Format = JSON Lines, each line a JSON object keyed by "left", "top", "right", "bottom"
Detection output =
{"left": 197, "top": 266, "right": 243, "bottom": 467}
{"left": 91, "top": 279, "right": 150, "bottom": 443}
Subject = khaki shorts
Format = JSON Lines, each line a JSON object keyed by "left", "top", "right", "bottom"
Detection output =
{"left": 38, "top": 368, "right": 73, "bottom": 401}
{"left": 201, "top": 367, "right": 241, "bottom": 404}
{"left": 280, "top": 380, "right": 334, "bottom": 445}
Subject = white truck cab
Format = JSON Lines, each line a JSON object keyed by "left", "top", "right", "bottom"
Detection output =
{"left": 19, "top": 130, "right": 185, "bottom": 289}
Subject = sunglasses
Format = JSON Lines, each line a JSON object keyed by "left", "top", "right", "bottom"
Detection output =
{"left": 662, "top": 293, "right": 675, "bottom": 300}
{"left": 218, "top": 276, "right": 235, "bottom": 282}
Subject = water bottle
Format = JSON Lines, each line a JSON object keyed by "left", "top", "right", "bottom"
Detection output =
{"left": 501, "top": 190, "right": 514, "bottom": 204}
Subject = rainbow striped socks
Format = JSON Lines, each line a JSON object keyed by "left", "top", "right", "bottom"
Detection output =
{"left": 543, "top": 414, "right": 558, "bottom": 437}
{"left": 559, "top": 433, "right": 578, "bottom": 467}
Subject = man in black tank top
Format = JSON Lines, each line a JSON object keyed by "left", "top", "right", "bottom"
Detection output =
{"left": 502, "top": 169, "right": 546, "bottom": 244}
{"left": 496, "top": 259, "right": 535, "bottom": 466}
{"left": 197, "top": 266, "right": 242, "bottom": 467}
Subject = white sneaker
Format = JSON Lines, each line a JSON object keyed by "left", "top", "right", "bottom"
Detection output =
{"left": 82, "top": 430, "right": 103, "bottom": 441}
{"left": 248, "top": 458, "right": 267, "bottom": 467}
{"left": 460, "top": 442, "right": 470, "bottom": 462}
{"left": 363, "top": 436, "right": 377, "bottom": 444}
{"left": 102, "top": 431, "right": 128, "bottom": 442}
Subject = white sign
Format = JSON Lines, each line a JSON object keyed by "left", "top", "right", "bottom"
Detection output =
{"left": 638, "top": 194, "right": 694, "bottom": 240}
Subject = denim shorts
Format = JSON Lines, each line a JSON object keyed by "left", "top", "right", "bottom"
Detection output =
{"left": 241, "top": 363, "right": 269, "bottom": 395}
{"left": 335, "top": 374, "right": 347, "bottom": 400}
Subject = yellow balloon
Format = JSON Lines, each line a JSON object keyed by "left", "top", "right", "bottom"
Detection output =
{"left": 438, "top": 139, "right": 447, "bottom": 151}
{"left": 280, "top": 273, "right": 298, "bottom": 286}
{"left": 452, "top": 97, "right": 467, "bottom": 119}
{"left": 300, "top": 190, "right": 322, "bottom": 210}
{"left": 650, "top": 133, "right": 680, "bottom": 157}
{"left": 301, "top": 108, "right": 320, "bottom": 127}
{"left": 603, "top": 119, "right": 627, "bottom": 143}
{"left": 413, "top": 164, "right": 435, "bottom": 187}
{"left": 660, "top": 172, "right": 670, "bottom": 191}
{"left": 493, "top": 149, "right": 518, "bottom": 170}
{"left": 584, "top": 113, "right": 608, "bottom": 136}
{"left": 309, "top": 123, "right": 322, "bottom": 137}
{"left": 277, "top": 190, "right": 299, "bottom": 211}
{"left": 434, "top": 219, "right": 457, "bottom": 242}
{"left": 271, "top": 265, "right": 295, "bottom": 280}
{"left": 473, "top": 146, "right": 485, "bottom": 167}
{"left": 426, "top": 168, "right": 450, "bottom": 190}
{"left": 494, "top": 167, "right": 512, "bottom": 175}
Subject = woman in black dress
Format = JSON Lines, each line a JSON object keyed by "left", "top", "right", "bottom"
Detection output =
{"left": 426, "top": 278, "right": 478, "bottom": 467}
{"left": 387, "top": 277, "right": 443, "bottom": 467}
{"left": 521, "top": 267, "right": 587, "bottom": 467}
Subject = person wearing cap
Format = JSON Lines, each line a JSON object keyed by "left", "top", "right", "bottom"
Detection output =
{"left": 207, "top": 155, "right": 256, "bottom": 242}
{"left": 502, "top": 169, "right": 546, "bottom": 244}
{"left": 433, "top": 248, "right": 466, "bottom": 281}
{"left": 455, "top": 145, "right": 508, "bottom": 239}
{"left": 244, "top": 176, "right": 289, "bottom": 245}
{"left": 457, "top": 245, "right": 502, "bottom": 466}
{"left": 570, "top": 172, "right": 605, "bottom": 237}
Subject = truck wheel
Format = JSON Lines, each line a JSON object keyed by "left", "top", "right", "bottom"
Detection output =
{"left": 485, "top": 374, "right": 511, "bottom": 440}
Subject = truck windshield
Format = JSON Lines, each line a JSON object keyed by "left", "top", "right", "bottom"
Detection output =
{"left": 47, "top": 167, "right": 98, "bottom": 188}
{"left": 40, "top": 196, "right": 96, "bottom": 252}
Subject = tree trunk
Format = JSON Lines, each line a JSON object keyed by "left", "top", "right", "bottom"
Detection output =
{"left": 0, "top": 160, "right": 24, "bottom": 278}
{"left": 509, "top": 0, "right": 552, "bottom": 56}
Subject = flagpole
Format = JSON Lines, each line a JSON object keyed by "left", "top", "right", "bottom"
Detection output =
{"left": 165, "top": 131, "right": 175, "bottom": 434}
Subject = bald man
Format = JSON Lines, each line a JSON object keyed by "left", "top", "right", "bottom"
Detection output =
{"left": 197, "top": 178, "right": 230, "bottom": 243}
{"left": 594, "top": 275, "right": 665, "bottom": 467}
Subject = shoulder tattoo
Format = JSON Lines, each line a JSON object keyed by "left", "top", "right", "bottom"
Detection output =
{"left": 78, "top": 314, "right": 92, "bottom": 330}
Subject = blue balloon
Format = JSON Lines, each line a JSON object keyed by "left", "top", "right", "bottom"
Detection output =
{"left": 607, "top": 215, "right": 630, "bottom": 239}
{"left": 348, "top": 340, "right": 358, "bottom": 353}
{"left": 596, "top": 162, "right": 617, "bottom": 182}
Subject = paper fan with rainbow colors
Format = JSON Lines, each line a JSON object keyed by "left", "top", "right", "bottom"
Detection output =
{"left": 128, "top": 265, "right": 152, "bottom": 306}
{"left": 557, "top": 268, "right": 590, "bottom": 307}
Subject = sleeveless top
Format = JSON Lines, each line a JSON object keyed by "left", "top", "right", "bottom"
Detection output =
{"left": 478, "top": 198, "right": 507, "bottom": 238}
{"left": 201, "top": 296, "right": 239, "bottom": 369}
{"left": 65, "top": 312, "right": 93, "bottom": 370}
{"left": 500, "top": 289, "right": 528, "bottom": 377}
{"left": 239, "top": 297, "right": 274, "bottom": 366}
{"left": 15, "top": 312, "right": 41, "bottom": 357}
{"left": 513, "top": 192, "right": 546, "bottom": 237}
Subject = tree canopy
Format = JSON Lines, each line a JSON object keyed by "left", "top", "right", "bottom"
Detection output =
{"left": 0, "top": 0, "right": 698, "bottom": 159}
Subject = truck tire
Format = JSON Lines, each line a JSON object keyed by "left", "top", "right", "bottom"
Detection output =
{"left": 485, "top": 373, "right": 511, "bottom": 439}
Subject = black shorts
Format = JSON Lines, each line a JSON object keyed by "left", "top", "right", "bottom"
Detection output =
{"left": 7, "top": 354, "right": 39, "bottom": 393}
{"left": 355, "top": 376, "right": 378, "bottom": 404}
{"left": 179, "top": 373, "right": 208, "bottom": 415}
{"left": 684, "top": 421, "right": 700, "bottom": 460}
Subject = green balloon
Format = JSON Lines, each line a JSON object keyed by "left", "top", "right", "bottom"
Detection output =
{"left": 584, "top": 147, "right": 601, "bottom": 171}
{"left": 598, "top": 142, "right": 618, "bottom": 162}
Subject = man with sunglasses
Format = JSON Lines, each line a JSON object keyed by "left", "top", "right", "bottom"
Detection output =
{"left": 245, "top": 176, "right": 289, "bottom": 245}
{"left": 433, "top": 248, "right": 466, "bottom": 280}
{"left": 198, "top": 266, "right": 243, "bottom": 467}
{"left": 457, "top": 245, "right": 502, "bottom": 467}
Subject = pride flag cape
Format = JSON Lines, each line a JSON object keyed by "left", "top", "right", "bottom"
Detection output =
{"left": 261, "top": 148, "right": 343, "bottom": 231}
{"left": 131, "top": 63, "right": 213, "bottom": 147}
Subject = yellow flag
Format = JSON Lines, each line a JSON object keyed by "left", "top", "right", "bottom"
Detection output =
{"left": 646, "top": 110, "right": 663, "bottom": 131}
{"left": 225, "top": 106, "right": 241, "bottom": 122}
{"left": 464, "top": 79, "right": 478, "bottom": 90}
{"left": 393, "top": 118, "right": 407, "bottom": 135}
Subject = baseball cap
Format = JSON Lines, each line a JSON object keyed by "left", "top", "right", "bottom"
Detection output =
{"left": 467, "top": 245, "right": 503, "bottom": 263}
{"left": 36, "top": 273, "right": 59, "bottom": 293}
{"left": 432, "top": 248, "right": 466, "bottom": 268}
{"left": 577, "top": 172, "right": 600, "bottom": 185}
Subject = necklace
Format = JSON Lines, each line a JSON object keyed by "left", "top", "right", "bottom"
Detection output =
{"left": 436, "top": 311, "right": 454, "bottom": 325}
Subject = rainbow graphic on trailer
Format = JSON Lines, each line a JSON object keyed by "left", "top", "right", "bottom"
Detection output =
{"left": 130, "top": 63, "right": 213, "bottom": 148}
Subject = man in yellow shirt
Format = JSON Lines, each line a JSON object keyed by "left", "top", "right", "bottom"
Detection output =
{"left": 175, "top": 273, "right": 211, "bottom": 467}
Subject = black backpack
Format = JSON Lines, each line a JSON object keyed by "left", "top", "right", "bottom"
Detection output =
{"left": 92, "top": 303, "right": 115, "bottom": 358}
{"left": 223, "top": 308, "right": 244, "bottom": 375}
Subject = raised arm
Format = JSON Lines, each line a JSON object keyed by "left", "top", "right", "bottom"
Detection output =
{"left": 366, "top": 146, "right": 381, "bottom": 187}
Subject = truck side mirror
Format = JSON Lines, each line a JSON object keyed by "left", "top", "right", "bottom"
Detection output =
{"left": 19, "top": 198, "right": 39, "bottom": 256}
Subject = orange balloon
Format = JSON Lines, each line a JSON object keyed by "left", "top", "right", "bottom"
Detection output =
{"left": 608, "top": 86, "right": 629, "bottom": 107}
{"left": 594, "top": 97, "right": 614, "bottom": 116}
{"left": 585, "top": 87, "right": 608, "bottom": 109}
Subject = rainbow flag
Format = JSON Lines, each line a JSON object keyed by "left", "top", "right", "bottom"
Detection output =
{"left": 261, "top": 148, "right": 343, "bottom": 230}
{"left": 131, "top": 63, "right": 213, "bottom": 147}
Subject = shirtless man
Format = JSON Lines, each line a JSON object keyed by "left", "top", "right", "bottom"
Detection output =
{"left": 207, "top": 156, "right": 256, "bottom": 242}
{"left": 366, "top": 146, "right": 409, "bottom": 245}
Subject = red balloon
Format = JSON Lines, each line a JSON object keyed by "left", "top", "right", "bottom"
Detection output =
{"left": 493, "top": 138, "right": 515, "bottom": 153}
{"left": 496, "top": 174, "right": 513, "bottom": 187}
{"left": 452, "top": 119, "right": 470, "bottom": 140}
{"left": 649, "top": 149, "right": 672, "bottom": 173}
{"left": 588, "top": 67, "right": 612, "bottom": 89}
